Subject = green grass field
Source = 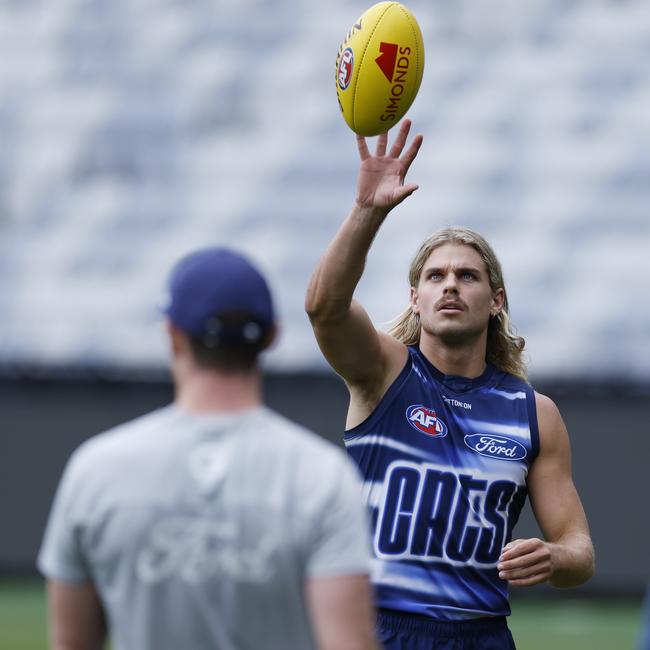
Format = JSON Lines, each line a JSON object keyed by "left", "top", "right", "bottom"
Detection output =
{"left": 0, "top": 579, "right": 643, "bottom": 649}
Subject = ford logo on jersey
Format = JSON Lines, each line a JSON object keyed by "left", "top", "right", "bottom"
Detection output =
{"left": 464, "top": 434, "right": 527, "bottom": 461}
{"left": 406, "top": 405, "right": 448, "bottom": 438}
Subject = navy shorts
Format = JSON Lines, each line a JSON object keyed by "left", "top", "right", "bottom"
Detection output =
{"left": 376, "top": 609, "right": 517, "bottom": 650}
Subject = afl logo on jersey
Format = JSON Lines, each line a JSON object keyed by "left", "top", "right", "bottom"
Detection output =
{"left": 464, "top": 434, "right": 527, "bottom": 461}
{"left": 406, "top": 405, "right": 448, "bottom": 438}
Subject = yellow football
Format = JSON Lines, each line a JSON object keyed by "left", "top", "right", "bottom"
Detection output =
{"left": 335, "top": 2, "right": 425, "bottom": 137}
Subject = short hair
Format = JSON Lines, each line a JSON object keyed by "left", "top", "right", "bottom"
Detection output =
{"left": 185, "top": 311, "right": 271, "bottom": 373}
{"left": 387, "top": 227, "right": 528, "bottom": 381}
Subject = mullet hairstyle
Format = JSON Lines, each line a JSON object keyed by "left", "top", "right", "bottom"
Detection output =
{"left": 387, "top": 227, "right": 528, "bottom": 381}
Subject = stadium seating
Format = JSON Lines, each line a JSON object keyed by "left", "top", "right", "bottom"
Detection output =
{"left": 0, "top": 0, "right": 648, "bottom": 379}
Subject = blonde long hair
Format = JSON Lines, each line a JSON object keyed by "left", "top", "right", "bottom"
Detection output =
{"left": 387, "top": 227, "right": 528, "bottom": 381}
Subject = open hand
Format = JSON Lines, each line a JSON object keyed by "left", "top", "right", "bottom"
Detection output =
{"left": 355, "top": 119, "right": 423, "bottom": 210}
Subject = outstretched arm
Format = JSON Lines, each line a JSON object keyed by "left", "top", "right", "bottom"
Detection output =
{"left": 497, "top": 393, "right": 595, "bottom": 588}
{"left": 305, "top": 120, "right": 423, "bottom": 411}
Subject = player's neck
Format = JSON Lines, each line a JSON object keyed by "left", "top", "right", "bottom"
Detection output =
{"left": 419, "top": 332, "right": 487, "bottom": 379}
{"left": 174, "top": 367, "right": 263, "bottom": 414}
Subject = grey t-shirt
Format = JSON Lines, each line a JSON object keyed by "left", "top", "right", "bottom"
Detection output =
{"left": 38, "top": 405, "right": 370, "bottom": 650}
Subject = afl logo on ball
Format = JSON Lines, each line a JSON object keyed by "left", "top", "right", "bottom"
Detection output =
{"left": 406, "top": 405, "right": 448, "bottom": 438}
{"left": 338, "top": 47, "right": 354, "bottom": 90}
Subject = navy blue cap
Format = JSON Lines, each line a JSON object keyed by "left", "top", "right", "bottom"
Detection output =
{"left": 165, "top": 247, "right": 274, "bottom": 345}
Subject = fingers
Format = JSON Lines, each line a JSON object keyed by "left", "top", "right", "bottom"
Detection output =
{"left": 356, "top": 133, "right": 370, "bottom": 160}
{"left": 358, "top": 119, "right": 423, "bottom": 164}
{"left": 497, "top": 538, "right": 553, "bottom": 586}
{"left": 394, "top": 183, "right": 420, "bottom": 205}
{"left": 507, "top": 573, "right": 549, "bottom": 588}
{"left": 375, "top": 131, "right": 388, "bottom": 157}
{"left": 499, "top": 538, "right": 539, "bottom": 561}
{"left": 499, "top": 558, "right": 549, "bottom": 580}
{"left": 388, "top": 118, "right": 412, "bottom": 157}
{"left": 401, "top": 133, "right": 423, "bottom": 173}
{"left": 499, "top": 550, "right": 549, "bottom": 572}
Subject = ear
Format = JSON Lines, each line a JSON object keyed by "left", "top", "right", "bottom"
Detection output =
{"left": 409, "top": 286, "right": 420, "bottom": 314}
{"left": 490, "top": 288, "right": 505, "bottom": 317}
{"left": 166, "top": 319, "right": 188, "bottom": 357}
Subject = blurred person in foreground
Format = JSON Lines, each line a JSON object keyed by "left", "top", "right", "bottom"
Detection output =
{"left": 38, "top": 247, "right": 378, "bottom": 650}
{"left": 306, "top": 120, "right": 595, "bottom": 649}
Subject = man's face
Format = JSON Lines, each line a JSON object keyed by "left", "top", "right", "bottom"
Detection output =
{"left": 410, "top": 243, "right": 504, "bottom": 347}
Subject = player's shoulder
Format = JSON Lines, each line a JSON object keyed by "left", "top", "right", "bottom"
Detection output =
{"left": 260, "top": 407, "right": 357, "bottom": 471}
{"left": 531, "top": 390, "right": 570, "bottom": 456}
{"left": 67, "top": 405, "right": 176, "bottom": 474}
{"left": 533, "top": 391, "right": 562, "bottom": 425}
{"left": 260, "top": 410, "right": 365, "bottom": 512}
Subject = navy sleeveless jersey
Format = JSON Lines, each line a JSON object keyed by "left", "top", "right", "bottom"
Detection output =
{"left": 344, "top": 346, "right": 539, "bottom": 621}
